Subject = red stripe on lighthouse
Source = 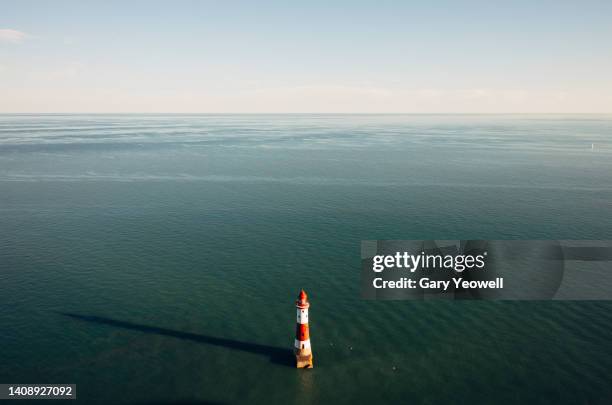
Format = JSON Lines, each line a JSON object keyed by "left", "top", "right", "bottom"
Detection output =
{"left": 296, "top": 323, "right": 309, "bottom": 341}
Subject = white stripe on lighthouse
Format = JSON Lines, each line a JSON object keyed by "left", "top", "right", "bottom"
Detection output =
{"left": 296, "top": 308, "right": 309, "bottom": 324}
{"left": 295, "top": 339, "right": 311, "bottom": 349}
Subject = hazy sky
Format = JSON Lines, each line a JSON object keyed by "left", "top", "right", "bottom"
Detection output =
{"left": 1, "top": 0, "right": 611, "bottom": 113}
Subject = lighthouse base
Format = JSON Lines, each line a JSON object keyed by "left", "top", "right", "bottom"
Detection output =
{"left": 295, "top": 351, "right": 313, "bottom": 369}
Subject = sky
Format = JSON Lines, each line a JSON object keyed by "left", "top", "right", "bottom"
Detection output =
{"left": 1, "top": 0, "right": 611, "bottom": 113}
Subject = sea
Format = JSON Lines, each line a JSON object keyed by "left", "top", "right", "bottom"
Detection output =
{"left": 1, "top": 114, "right": 611, "bottom": 404}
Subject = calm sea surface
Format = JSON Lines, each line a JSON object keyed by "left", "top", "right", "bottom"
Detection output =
{"left": 1, "top": 114, "right": 611, "bottom": 404}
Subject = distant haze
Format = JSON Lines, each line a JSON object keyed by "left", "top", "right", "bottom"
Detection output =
{"left": 1, "top": 1, "right": 611, "bottom": 113}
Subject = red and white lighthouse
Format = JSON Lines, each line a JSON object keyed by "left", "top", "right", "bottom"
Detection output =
{"left": 294, "top": 289, "right": 313, "bottom": 368}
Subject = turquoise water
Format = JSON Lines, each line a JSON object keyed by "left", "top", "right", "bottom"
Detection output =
{"left": 1, "top": 114, "right": 611, "bottom": 404}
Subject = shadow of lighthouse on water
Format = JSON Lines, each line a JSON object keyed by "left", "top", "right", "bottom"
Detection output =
{"left": 59, "top": 312, "right": 295, "bottom": 368}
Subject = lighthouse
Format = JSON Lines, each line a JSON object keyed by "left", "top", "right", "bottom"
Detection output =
{"left": 294, "top": 289, "right": 313, "bottom": 368}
